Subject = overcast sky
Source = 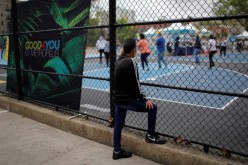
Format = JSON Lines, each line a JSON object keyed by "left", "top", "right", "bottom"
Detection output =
{"left": 95, "top": 0, "right": 216, "bottom": 21}
{"left": 18, "top": 0, "right": 217, "bottom": 21}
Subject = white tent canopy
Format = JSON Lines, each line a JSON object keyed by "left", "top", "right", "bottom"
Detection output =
{"left": 200, "top": 28, "right": 212, "bottom": 36}
{"left": 185, "top": 23, "right": 197, "bottom": 31}
{"left": 236, "top": 31, "right": 248, "bottom": 39}
{"left": 201, "top": 28, "right": 211, "bottom": 33}
{"left": 163, "top": 23, "right": 184, "bottom": 31}
{"left": 163, "top": 23, "right": 196, "bottom": 35}
{"left": 144, "top": 28, "right": 156, "bottom": 36}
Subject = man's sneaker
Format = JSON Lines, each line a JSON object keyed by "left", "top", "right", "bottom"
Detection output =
{"left": 112, "top": 149, "right": 132, "bottom": 160}
{"left": 145, "top": 133, "right": 167, "bottom": 144}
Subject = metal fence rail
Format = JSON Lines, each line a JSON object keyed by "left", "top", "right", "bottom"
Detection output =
{"left": 0, "top": 0, "right": 247, "bottom": 162}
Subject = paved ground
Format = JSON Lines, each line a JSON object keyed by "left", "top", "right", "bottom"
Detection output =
{"left": 0, "top": 107, "right": 162, "bottom": 165}
{"left": 0, "top": 49, "right": 247, "bottom": 158}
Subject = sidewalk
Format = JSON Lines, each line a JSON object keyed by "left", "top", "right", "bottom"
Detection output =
{"left": 0, "top": 107, "right": 161, "bottom": 165}
{"left": 1, "top": 95, "right": 246, "bottom": 165}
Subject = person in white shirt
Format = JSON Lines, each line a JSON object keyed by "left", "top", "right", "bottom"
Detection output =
{"left": 96, "top": 36, "right": 107, "bottom": 64}
{"left": 208, "top": 35, "right": 217, "bottom": 69}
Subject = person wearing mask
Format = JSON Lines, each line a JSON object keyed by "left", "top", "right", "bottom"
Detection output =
{"left": 112, "top": 38, "right": 166, "bottom": 160}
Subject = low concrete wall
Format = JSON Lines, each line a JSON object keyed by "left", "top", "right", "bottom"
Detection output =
{"left": 0, "top": 95, "right": 244, "bottom": 165}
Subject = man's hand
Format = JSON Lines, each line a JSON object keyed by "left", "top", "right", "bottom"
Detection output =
{"left": 146, "top": 100, "right": 154, "bottom": 110}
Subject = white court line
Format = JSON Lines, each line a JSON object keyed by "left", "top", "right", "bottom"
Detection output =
{"left": 220, "top": 87, "right": 248, "bottom": 110}
{"left": 0, "top": 110, "right": 9, "bottom": 114}
{"left": 144, "top": 68, "right": 189, "bottom": 81}
{"left": 218, "top": 67, "right": 248, "bottom": 78}
{"left": 82, "top": 64, "right": 221, "bottom": 110}
{"left": 151, "top": 66, "right": 248, "bottom": 110}
{"left": 82, "top": 64, "right": 248, "bottom": 110}
{"left": 216, "top": 68, "right": 248, "bottom": 110}
{"left": 148, "top": 97, "right": 223, "bottom": 110}
{"left": 143, "top": 65, "right": 194, "bottom": 81}
{"left": 80, "top": 104, "right": 110, "bottom": 112}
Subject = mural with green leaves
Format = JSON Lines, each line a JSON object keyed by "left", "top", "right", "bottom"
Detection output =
{"left": 7, "top": 0, "right": 91, "bottom": 110}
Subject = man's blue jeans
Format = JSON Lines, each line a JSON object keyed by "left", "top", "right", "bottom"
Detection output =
{"left": 193, "top": 48, "right": 200, "bottom": 63}
{"left": 114, "top": 100, "right": 157, "bottom": 152}
{"left": 157, "top": 52, "right": 167, "bottom": 68}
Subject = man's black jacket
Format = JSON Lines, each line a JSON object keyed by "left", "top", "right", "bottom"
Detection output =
{"left": 112, "top": 54, "right": 147, "bottom": 104}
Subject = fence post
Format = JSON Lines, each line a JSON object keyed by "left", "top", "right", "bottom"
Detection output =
{"left": 109, "top": 0, "right": 116, "bottom": 126}
{"left": 11, "top": 0, "right": 22, "bottom": 100}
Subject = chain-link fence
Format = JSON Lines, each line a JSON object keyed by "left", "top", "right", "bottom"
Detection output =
{"left": 0, "top": 0, "right": 248, "bottom": 162}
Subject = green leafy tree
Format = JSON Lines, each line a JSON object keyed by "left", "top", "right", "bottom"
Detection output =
{"left": 213, "top": 0, "right": 248, "bottom": 31}
{"left": 116, "top": 18, "right": 135, "bottom": 44}
{"left": 86, "top": 18, "right": 100, "bottom": 46}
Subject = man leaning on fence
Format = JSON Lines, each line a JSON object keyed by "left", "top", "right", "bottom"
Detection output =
{"left": 112, "top": 38, "right": 166, "bottom": 160}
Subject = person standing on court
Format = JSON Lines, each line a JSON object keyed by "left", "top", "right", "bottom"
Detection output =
{"left": 136, "top": 33, "right": 151, "bottom": 71}
{"left": 155, "top": 32, "right": 167, "bottom": 68}
{"left": 166, "top": 40, "right": 172, "bottom": 56}
{"left": 208, "top": 35, "right": 217, "bottom": 69}
{"left": 112, "top": 38, "right": 166, "bottom": 160}
{"left": 96, "top": 36, "right": 106, "bottom": 64}
{"left": 104, "top": 37, "right": 110, "bottom": 67}
{"left": 193, "top": 35, "right": 202, "bottom": 64}
{"left": 220, "top": 38, "right": 227, "bottom": 57}
{"left": 236, "top": 41, "right": 242, "bottom": 53}
{"left": 173, "top": 36, "right": 179, "bottom": 56}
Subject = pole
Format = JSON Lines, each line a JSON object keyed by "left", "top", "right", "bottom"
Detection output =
{"left": 109, "top": 0, "right": 116, "bottom": 127}
{"left": 11, "top": 0, "right": 22, "bottom": 99}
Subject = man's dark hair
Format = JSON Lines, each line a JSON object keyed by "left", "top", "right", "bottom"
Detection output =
{"left": 123, "top": 38, "right": 136, "bottom": 54}
{"left": 140, "top": 33, "right": 145, "bottom": 39}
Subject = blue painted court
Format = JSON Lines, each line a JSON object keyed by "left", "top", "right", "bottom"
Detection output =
{"left": 83, "top": 62, "right": 248, "bottom": 110}
{"left": 0, "top": 59, "right": 7, "bottom": 65}
{"left": 1, "top": 50, "right": 248, "bottom": 110}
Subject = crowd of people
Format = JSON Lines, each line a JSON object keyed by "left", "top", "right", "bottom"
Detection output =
{"left": 95, "top": 33, "right": 170, "bottom": 70}
{"left": 96, "top": 33, "right": 247, "bottom": 71}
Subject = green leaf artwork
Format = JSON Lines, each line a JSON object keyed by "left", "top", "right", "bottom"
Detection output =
{"left": 7, "top": 0, "right": 91, "bottom": 110}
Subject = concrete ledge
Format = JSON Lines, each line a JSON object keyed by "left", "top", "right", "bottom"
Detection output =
{"left": 0, "top": 95, "right": 245, "bottom": 165}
